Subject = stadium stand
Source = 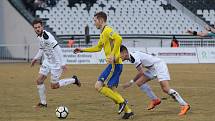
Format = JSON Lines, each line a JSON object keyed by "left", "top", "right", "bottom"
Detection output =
{"left": 178, "top": 0, "right": 215, "bottom": 26}
{"left": 9, "top": 0, "right": 58, "bottom": 37}
{"left": 1, "top": 0, "right": 215, "bottom": 63}
{"left": 6, "top": 0, "right": 215, "bottom": 48}
{"left": 35, "top": 0, "right": 204, "bottom": 35}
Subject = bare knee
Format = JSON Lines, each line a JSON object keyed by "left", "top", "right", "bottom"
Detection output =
{"left": 136, "top": 75, "right": 150, "bottom": 87}
{"left": 94, "top": 84, "right": 102, "bottom": 91}
{"left": 94, "top": 81, "right": 103, "bottom": 91}
{"left": 51, "top": 83, "right": 59, "bottom": 89}
{"left": 160, "top": 80, "right": 170, "bottom": 94}
{"left": 36, "top": 75, "right": 46, "bottom": 85}
{"left": 36, "top": 79, "right": 43, "bottom": 85}
{"left": 161, "top": 87, "right": 169, "bottom": 94}
{"left": 136, "top": 81, "right": 146, "bottom": 87}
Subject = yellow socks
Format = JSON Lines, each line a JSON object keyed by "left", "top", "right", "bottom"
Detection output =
{"left": 113, "top": 91, "right": 125, "bottom": 104}
{"left": 99, "top": 86, "right": 124, "bottom": 104}
{"left": 100, "top": 87, "right": 132, "bottom": 113}
{"left": 114, "top": 91, "right": 132, "bottom": 113}
{"left": 124, "top": 105, "right": 132, "bottom": 113}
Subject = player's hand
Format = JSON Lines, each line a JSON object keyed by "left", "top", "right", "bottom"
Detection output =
{"left": 122, "top": 81, "right": 133, "bottom": 89}
{"left": 73, "top": 48, "right": 83, "bottom": 54}
{"left": 61, "top": 65, "right": 68, "bottom": 73}
{"left": 31, "top": 59, "right": 37, "bottom": 67}
{"left": 106, "top": 55, "right": 115, "bottom": 64}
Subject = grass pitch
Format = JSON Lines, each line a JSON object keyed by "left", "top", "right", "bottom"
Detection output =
{"left": 0, "top": 63, "right": 215, "bottom": 121}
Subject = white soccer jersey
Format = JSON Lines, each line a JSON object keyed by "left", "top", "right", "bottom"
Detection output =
{"left": 129, "top": 51, "right": 161, "bottom": 68}
{"left": 34, "top": 30, "right": 65, "bottom": 67}
{"left": 129, "top": 51, "right": 170, "bottom": 81}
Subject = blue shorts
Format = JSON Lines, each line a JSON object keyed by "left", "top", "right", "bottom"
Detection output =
{"left": 98, "top": 64, "right": 123, "bottom": 88}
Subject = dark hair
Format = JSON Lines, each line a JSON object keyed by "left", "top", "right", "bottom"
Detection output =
{"left": 32, "top": 18, "right": 43, "bottom": 26}
{"left": 120, "top": 45, "right": 128, "bottom": 52}
{"left": 94, "top": 11, "right": 107, "bottom": 22}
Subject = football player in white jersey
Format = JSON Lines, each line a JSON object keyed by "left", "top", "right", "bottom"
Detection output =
{"left": 120, "top": 45, "right": 190, "bottom": 116}
{"left": 31, "top": 19, "right": 81, "bottom": 108}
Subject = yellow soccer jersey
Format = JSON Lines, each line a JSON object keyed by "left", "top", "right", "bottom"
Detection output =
{"left": 83, "top": 26, "right": 122, "bottom": 64}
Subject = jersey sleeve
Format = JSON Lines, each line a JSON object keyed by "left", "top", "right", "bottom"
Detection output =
{"left": 106, "top": 28, "right": 122, "bottom": 59}
{"left": 46, "top": 31, "right": 58, "bottom": 48}
{"left": 54, "top": 45, "right": 66, "bottom": 66}
{"left": 130, "top": 52, "right": 142, "bottom": 68}
{"left": 82, "top": 39, "right": 103, "bottom": 52}
{"left": 34, "top": 49, "right": 43, "bottom": 60}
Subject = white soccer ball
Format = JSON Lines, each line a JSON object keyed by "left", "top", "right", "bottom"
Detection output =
{"left": 55, "top": 106, "right": 69, "bottom": 119}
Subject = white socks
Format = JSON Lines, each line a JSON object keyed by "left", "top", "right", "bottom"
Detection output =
{"left": 140, "top": 83, "right": 158, "bottom": 100}
{"left": 37, "top": 84, "right": 46, "bottom": 104}
{"left": 168, "top": 89, "right": 187, "bottom": 106}
{"left": 58, "top": 78, "right": 76, "bottom": 87}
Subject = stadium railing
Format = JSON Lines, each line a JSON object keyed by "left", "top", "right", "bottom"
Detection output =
{"left": 0, "top": 44, "right": 31, "bottom": 63}
{"left": 57, "top": 34, "right": 215, "bottom": 48}
{"left": 1, "top": 35, "right": 214, "bottom": 63}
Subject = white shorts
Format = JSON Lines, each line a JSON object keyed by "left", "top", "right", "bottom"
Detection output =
{"left": 144, "top": 61, "right": 170, "bottom": 81}
{"left": 39, "top": 63, "right": 62, "bottom": 84}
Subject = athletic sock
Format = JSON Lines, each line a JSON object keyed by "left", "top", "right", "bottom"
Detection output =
{"left": 58, "top": 78, "right": 76, "bottom": 87}
{"left": 99, "top": 86, "right": 124, "bottom": 104}
{"left": 113, "top": 91, "right": 132, "bottom": 113}
{"left": 168, "top": 89, "right": 187, "bottom": 106}
{"left": 140, "top": 83, "right": 158, "bottom": 100}
{"left": 124, "top": 105, "right": 132, "bottom": 113}
{"left": 37, "top": 84, "right": 46, "bottom": 104}
{"left": 113, "top": 91, "right": 125, "bottom": 103}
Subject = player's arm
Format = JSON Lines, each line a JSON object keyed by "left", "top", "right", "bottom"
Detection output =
{"left": 74, "top": 40, "right": 103, "bottom": 54}
{"left": 83, "top": 40, "right": 103, "bottom": 52}
{"left": 47, "top": 32, "right": 68, "bottom": 72}
{"left": 107, "top": 31, "right": 122, "bottom": 63}
{"left": 54, "top": 45, "right": 67, "bottom": 72}
{"left": 187, "top": 29, "right": 208, "bottom": 37}
{"left": 133, "top": 65, "right": 145, "bottom": 82}
{"left": 122, "top": 64, "right": 144, "bottom": 89}
{"left": 111, "top": 33, "right": 122, "bottom": 55}
{"left": 31, "top": 49, "right": 43, "bottom": 67}
{"left": 122, "top": 53, "right": 144, "bottom": 89}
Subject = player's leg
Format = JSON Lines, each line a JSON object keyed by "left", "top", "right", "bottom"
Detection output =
{"left": 96, "top": 64, "right": 121, "bottom": 103}
{"left": 96, "top": 64, "right": 128, "bottom": 114}
{"left": 113, "top": 87, "right": 133, "bottom": 119}
{"left": 35, "top": 64, "right": 49, "bottom": 107}
{"left": 59, "top": 75, "right": 81, "bottom": 87}
{"left": 50, "top": 68, "right": 81, "bottom": 89}
{"left": 106, "top": 64, "right": 134, "bottom": 119}
{"left": 106, "top": 64, "right": 130, "bottom": 113}
{"left": 112, "top": 79, "right": 134, "bottom": 119}
{"left": 159, "top": 81, "right": 190, "bottom": 115}
{"left": 136, "top": 71, "right": 161, "bottom": 110}
{"left": 155, "top": 61, "right": 190, "bottom": 115}
{"left": 95, "top": 64, "right": 112, "bottom": 91}
{"left": 159, "top": 81, "right": 187, "bottom": 104}
{"left": 95, "top": 64, "right": 118, "bottom": 101}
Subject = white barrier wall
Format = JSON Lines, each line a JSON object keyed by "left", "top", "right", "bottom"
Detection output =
{"left": 147, "top": 47, "right": 198, "bottom": 63}
{"left": 62, "top": 47, "right": 215, "bottom": 64}
{"left": 197, "top": 48, "right": 215, "bottom": 63}
{"left": 62, "top": 48, "right": 105, "bottom": 64}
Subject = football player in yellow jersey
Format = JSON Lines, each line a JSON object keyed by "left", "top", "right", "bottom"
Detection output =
{"left": 74, "top": 11, "right": 133, "bottom": 119}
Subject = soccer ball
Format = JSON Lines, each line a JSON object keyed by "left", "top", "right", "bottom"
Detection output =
{"left": 55, "top": 106, "right": 69, "bottom": 119}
